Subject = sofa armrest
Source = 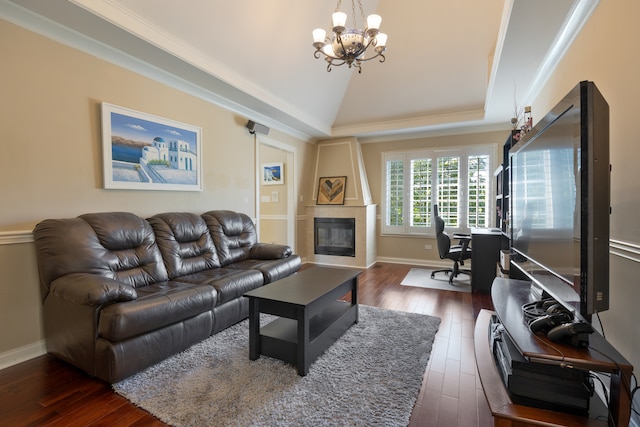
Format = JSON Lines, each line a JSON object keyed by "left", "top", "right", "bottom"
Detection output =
{"left": 49, "top": 273, "right": 137, "bottom": 306}
{"left": 249, "top": 243, "right": 293, "bottom": 260}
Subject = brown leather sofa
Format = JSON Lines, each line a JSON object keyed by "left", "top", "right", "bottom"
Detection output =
{"left": 33, "top": 210, "right": 301, "bottom": 383}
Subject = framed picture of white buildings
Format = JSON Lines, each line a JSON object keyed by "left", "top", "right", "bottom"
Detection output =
{"left": 261, "top": 162, "right": 284, "bottom": 185}
{"left": 101, "top": 102, "right": 202, "bottom": 191}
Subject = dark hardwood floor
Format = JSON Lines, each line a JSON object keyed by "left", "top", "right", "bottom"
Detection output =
{"left": 0, "top": 262, "right": 495, "bottom": 426}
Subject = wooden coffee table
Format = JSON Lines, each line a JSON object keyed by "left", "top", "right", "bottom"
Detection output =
{"left": 244, "top": 266, "right": 360, "bottom": 375}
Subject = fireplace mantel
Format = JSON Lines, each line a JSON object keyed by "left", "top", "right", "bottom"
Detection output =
{"left": 305, "top": 204, "right": 376, "bottom": 268}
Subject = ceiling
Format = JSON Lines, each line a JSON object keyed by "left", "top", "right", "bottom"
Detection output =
{"left": 2, "top": 0, "right": 598, "bottom": 142}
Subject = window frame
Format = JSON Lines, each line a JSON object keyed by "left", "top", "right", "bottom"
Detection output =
{"left": 381, "top": 144, "right": 496, "bottom": 237}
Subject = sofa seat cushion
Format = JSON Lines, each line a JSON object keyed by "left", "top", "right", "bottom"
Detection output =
{"left": 98, "top": 281, "right": 216, "bottom": 341}
{"left": 225, "top": 255, "right": 302, "bottom": 284}
{"left": 177, "top": 268, "right": 263, "bottom": 305}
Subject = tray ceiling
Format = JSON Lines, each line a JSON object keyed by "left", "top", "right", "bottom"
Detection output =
{"left": 2, "top": 0, "right": 598, "bottom": 141}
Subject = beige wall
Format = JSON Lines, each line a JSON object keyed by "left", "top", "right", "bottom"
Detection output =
{"left": 1, "top": 20, "right": 249, "bottom": 227}
{"left": 0, "top": 19, "right": 312, "bottom": 358}
{"left": 528, "top": 0, "right": 640, "bottom": 373}
{"left": 0, "top": 243, "right": 41, "bottom": 353}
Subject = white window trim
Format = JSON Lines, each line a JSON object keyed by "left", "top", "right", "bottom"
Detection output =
{"left": 381, "top": 144, "right": 497, "bottom": 237}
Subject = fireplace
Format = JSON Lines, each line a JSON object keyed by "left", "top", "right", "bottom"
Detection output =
{"left": 314, "top": 217, "right": 356, "bottom": 257}
{"left": 305, "top": 139, "right": 376, "bottom": 267}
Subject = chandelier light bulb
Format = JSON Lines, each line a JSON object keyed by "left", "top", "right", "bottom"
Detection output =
{"left": 322, "top": 44, "right": 336, "bottom": 57}
{"left": 367, "top": 14, "right": 381, "bottom": 32}
{"left": 312, "top": 28, "right": 327, "bottom": 48}
{"left": 332, "top": 12, "right": 347, "bottom": 33}
{"left": 375, "top": 33, "right": 387, "bottom": 50}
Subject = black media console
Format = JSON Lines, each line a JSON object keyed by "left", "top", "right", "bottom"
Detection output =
{"left": 475, "top": 277, "right": 633, "bottom": 426}
{"left": 491, "top": 315, "right": 595, "bottom": 415}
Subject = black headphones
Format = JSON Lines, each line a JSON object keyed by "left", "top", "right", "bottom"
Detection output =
{"left": 545, "top": 303, "right": 572, "bottom": 315}
{"left": 522, "top": 298, "right": 558, "bottom": 323}
{"left": 528, "top": 301, "right": 574, "bottom": 334}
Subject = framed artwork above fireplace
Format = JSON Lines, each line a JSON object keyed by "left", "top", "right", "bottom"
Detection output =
{"left": 316, "top": 176, "right": 346, "bottom": 205}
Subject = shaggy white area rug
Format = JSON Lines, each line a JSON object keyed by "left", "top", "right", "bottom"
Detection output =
{"left": 113, "top": 305, "right": 440, "bottom": 427}
{"left": 401, "top": 268, "right": 471, "bottom": 293}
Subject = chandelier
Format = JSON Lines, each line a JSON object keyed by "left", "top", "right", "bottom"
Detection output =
{"left": 312, "top": 0, "right": 387, "bottom": 73}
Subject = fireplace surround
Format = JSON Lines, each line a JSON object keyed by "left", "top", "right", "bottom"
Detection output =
{"left": 305, "top": 138, "right": 376, "bottom": 268}
{"left": 305, "top": 204, "right": 376, "bottom": 268}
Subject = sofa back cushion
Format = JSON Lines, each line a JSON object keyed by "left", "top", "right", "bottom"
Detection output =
{"left": 33, "top": 212, "right": 169, "bottom": 301}
{"left": 148, "top": 212, "right": 221, "bottom": 279}
{"left": 202, "top": 210, "right": 257, "bottom": 266}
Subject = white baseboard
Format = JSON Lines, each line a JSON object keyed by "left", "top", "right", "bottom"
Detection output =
{"left": 0, "top": 340, "right": 47, "bottom": 370}
{"left": 375, "top": 256, "right": 451, "bottom": 268}
{"left": 305, "top": 257, "right": 451, "bottom": 270}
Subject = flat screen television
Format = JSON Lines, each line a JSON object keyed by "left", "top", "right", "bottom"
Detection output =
{"left": 510, "top": 81, "right": 610, "bottom": 321}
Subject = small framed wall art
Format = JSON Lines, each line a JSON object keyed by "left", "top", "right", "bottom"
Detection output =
{"left": 317, "top": 176, "right": 347, "bottom": 205}
{"left": 262, "top": 162, "right": 284, "bottom": 185}
{"left": 101, "top": 102, "right": 203, "bottom": 191}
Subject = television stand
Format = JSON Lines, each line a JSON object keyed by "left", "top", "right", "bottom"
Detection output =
{"left": 475, "top": 278, "right": 633, "bottom": 426}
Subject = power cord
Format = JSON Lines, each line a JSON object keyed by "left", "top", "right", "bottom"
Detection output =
{"left": 589, "top": 312, "right": 607, "bottom": 340}
{"left": 589, "top": 372, "right": 615, "bottom": 427}
{"left": 528, "top": 327, "right": 568, "bottom": 366}
{"left": 521, "top": 302, "right": 637, "bottom": 426}
{"left": 595, "top": 312, "right": 605, "bottom": 338}
{"left": 588, "top": 345, "right": 638, "bottom": 426}
{"left": 630, "top": 373, "right": 640, "bottom": 418}
{"left": 523, "top": 299, "right": 569, "bottom": 365}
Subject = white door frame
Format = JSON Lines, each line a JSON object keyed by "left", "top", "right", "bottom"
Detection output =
{"left": 255, "top": 135, "right": 297, "bottom": 250}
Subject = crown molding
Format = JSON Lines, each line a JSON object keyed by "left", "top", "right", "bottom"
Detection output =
{"left": 332, "top": 109, "right": 487, "bottom": 138}
{"left": 69, "top": 0, "right": 330, "bottom": 139}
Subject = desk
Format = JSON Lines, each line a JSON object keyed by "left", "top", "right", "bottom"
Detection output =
{"left": 470, "top": 228, "right": 507, "bottom": 293}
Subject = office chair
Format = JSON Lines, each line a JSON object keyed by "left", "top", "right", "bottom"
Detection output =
{"left": 431, "top": 205, "right": 472, "bottom": 285}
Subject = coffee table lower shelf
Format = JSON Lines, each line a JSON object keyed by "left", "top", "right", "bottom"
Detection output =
{"left": 244, "top": 266, "right": 361, "bottom": 376}
{"left": 259, "top": 301, "right": 357, "bottom": 372}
